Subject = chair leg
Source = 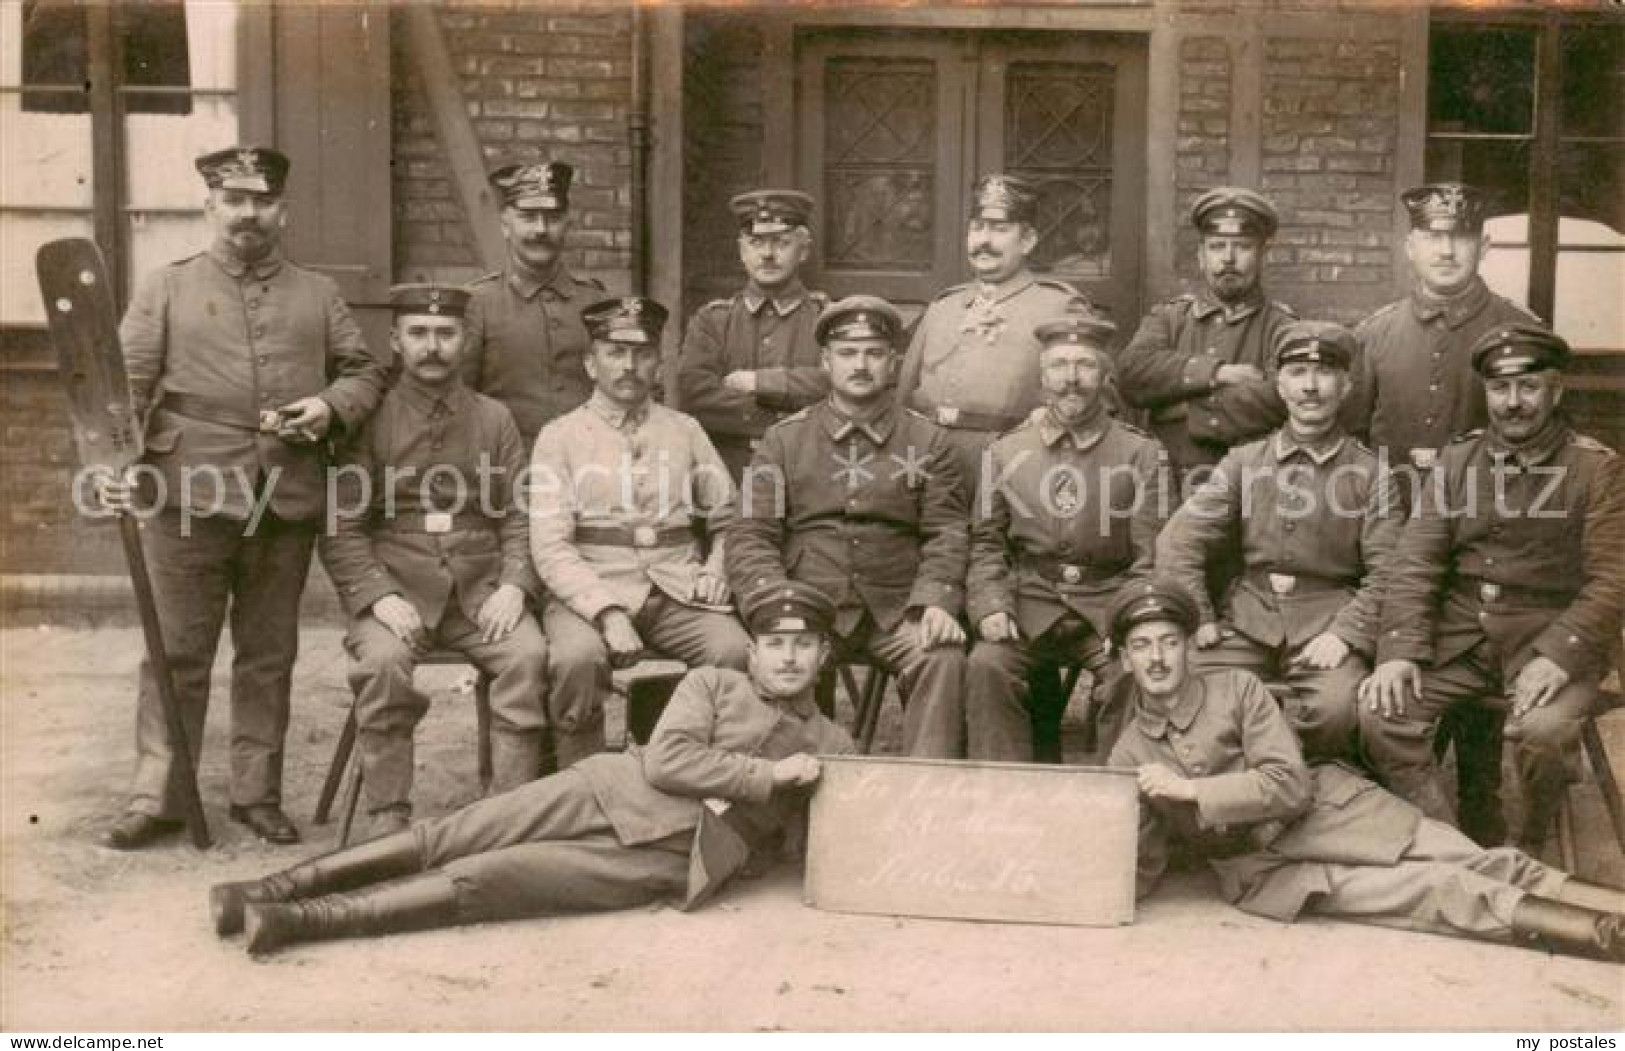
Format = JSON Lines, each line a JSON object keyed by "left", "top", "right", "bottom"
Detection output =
{"left": 1583, "top": 715, "right": 1625, "bottom": 857}
{"left": 337, "top": 746, "right": 363, "bottom": 849}
{"left": 474, "top": 674, "right": 493, "bottom": 794}
{"left": 858, "top": 670, "right": 890, "bottom": 755}
{"left": 314, "top": 709, "right": 358, "bottom": 826}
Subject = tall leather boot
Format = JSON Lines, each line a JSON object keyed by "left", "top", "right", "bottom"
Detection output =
{"left": 488, "top": 729, "right": 543, "bottom": 795}
{"left": 244, "top": 872, "right": 463, "bottom": 955}
{"left": 1515, "top": 762, "right": 1570, "bottom": 854}
{"left": 209, "top": 829, "right": 424, "bottom": 936}
{"left": 1510, "top": 895, "right": 1625, "bottom": 963}
{"left": 1556, "top": 879, "right": 1625, "bottom": 914}
{"left": 1453, "top": 705, "right": 1508, "bottom": 847}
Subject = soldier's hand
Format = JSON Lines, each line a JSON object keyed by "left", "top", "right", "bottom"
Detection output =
{"left": 1361, "top": 659, "right": 1422, "bottom": 720}
{"left": 1137, "top": 763, "right": 1197, "bottom": 802}
{"left": 371, "top": 595, "right": 428, "bottom": 653}
{"left": 723, "top": 370, "right": 758, "bottom": 394}
{"left": 691, "top": 569, "right": 730, "bottom": 607}
{"left": 89, "top": 466, "right": 137, "bottom": 514}
{"left": 275, "top": 396, "right": 334, "bottom": 443}
{"left": 1214, "top": 363, "right": 1265, "bottom": 388}
{"left": 599, "top": 609, "right": 645, "bottom": 668}
{"left": 1295, "top": 631, "right": 1351, "bottom": 671}
{"left": 771, "top": 753, "right": 822, "bottom": 789}
{"left": 1193, "top": 622, "right": 1224, "bottom": 649}
{"left": 476, "top": 584, "right": 527, "bottom": 643}
{"left": 918, "top": 605, "right": 967, "bottom": 650}
{"left": 1508, "top": 656, "right": 1570, "bottom": 722}
{"left": 977, "top": 611, "right": 1020, "bottom": 642}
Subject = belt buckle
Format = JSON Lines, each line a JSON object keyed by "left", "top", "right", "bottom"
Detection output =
{"left": 1479, "top": 582, "right": 1501, "bottom": 603}
{"left": 1409, "top": 448, "right": 1438, "bottom": 471}
{"left": 1267, "top": 573, "right": 1297, "bottom": 596}
{"left": 632, "top": 525, "right": 659, "bottom": 548}
{"left": 936, "top": 405, "right": 960, "bottom": 427}
{"left": 424, "top": 512, "right": 453, "bottom": 535}
{"left": 1061, "top": 565, "right": 1083, "bottom": 585}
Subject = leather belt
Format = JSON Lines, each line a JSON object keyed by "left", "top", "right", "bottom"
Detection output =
{"left": 384, "top": 510, "right": 496, "bottom": 535}
{"left": 575, "top": 524, "right": 694, "bottom": 549}
{"left": 1020, "top": 553, "right": 1123, "bottom": 586}
{"left": 1245, "top": 569, "right": 1354, "bottom": 597}
{"left": 160, "top": 392, "right": 266, "bottom": 433}
{"left": 909, "top": 399, "right": 1020, "bottom": 433}
{"left": 1408, "top": 447, "right": 1439, "bottom": 471}
{"left": 1458, "top": 577, "right": 1572, "bottom": 609}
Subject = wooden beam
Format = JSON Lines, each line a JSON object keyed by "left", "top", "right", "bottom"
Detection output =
{"left": 403, "top": 5, "right": 505, "bottom": 273}
{"left": 1526, "top": 14, "right": 1562, "bottom": 324}
{"left": 85, "top": 3, "right": 124, "bottom": 305}
{"left": 761, "top": 16, "right": 795, "bottom": 187}
{"left": 646, "top": 4, "right": 687, "bottom": 392}
{"left": 1392, "top": 5, "right": 1431, "bottom": 302}
{"left": 1143, "top": 15, "right": 1180, "bottom": 303}
{"left": 237, "top": 2, "right": 276, "bottom": 144}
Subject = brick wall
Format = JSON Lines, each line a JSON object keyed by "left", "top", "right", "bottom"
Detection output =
{"left": 1174, "top": 35, "right": 1233, "bottom": 286}
{"left": 391, "top": 0, "right": 635, "bottom": 289}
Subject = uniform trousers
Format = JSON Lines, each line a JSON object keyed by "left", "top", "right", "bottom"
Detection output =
{"left": 1195, "top": 631, "right": 1363, "bottom": 762}
{"left": 965, "top": 616, "right": 1119, "bottom": 762}
{"left": 544, "top": 590, "right": 750, "bottom": 765}
{"left": 415, "top": 765, "right": 690, "bottom": 923}
{"left": 129, "top": 508, "right": 314, "bottom": 818}
{"left": 829, "top": 611, "right": 967, "bottom": 759}
{"left": 345, "top": 600, "right": 549, "bottom": 812}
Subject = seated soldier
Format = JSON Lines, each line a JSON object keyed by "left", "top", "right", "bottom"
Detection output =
{"left": 530, "top": 297, "right": 751, "bottom": 768}
{"left": 208, "top": 581, "right": 856, "bottom": 955}
{"left": 321, "top": 285, "right": 547, "bottom": 835}
{"left": 1107, "top": 580, "right": 1625, "bottom": 963}
{"left": 1156, "top": 321, "right": 1398, "bottom": 762}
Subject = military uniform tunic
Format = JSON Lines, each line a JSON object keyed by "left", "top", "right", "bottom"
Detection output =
{"left": 964, "top": 412, "right": 1170, "bottom": 761}
{"left": 1365, "top": 423, "right": 1625, "bottom": 837}
{"left": 1117, "top": 290, "right": 1294, "bottom": 483}
{"left": 896, "top": 273, "right": 1084, "bottom": 490}
{"left": 727, "top": 396, "right": 971, "bottom": 757}
{"left": 1157, "top": 430, "right": 1400, "bottom": 759}
{"left": 676, "top": 282, "right": 829, "bottom": 479}
{"left": 463, "top": 265, "right": 605, "bottom": 446}
{"left": 1109, "top": 669, "right": 1568, "bottom": 937}
{"left": 320, "top": 376, "right": 548, "bottom": 813}
{"left": 117, "top": 246, "right": 387, "bottom": 820}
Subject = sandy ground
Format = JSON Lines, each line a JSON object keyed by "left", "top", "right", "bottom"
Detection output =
{"left": 2, "top": 625, "right": 1622, "bottom": 1032}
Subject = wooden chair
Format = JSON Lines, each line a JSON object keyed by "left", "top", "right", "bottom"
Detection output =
{"left": 1557, "top": 683, "right": 1625, "bottom": 871}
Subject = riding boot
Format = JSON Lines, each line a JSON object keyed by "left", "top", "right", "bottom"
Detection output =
{"left": 244, "top": 872, "right": 463, "bottom": 955}
{"left": 1452, "top": 705, "right": 1508, "bottom": 847}
{"left": 488, "top": 729, "right": 543, "bottom": 795}
{"left": 1509, "top": 895, "right": 1625, "bottom": 963}
{"left": 209, "top": 829, "right": 424, "bottom": 936}
{"left": 1515, "top": 763, "right": 1570, "bottom": 854}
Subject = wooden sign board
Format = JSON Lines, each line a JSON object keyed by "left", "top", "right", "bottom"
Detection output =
{"left": 805, "top": 757, "right": 1139, "bottom": 927}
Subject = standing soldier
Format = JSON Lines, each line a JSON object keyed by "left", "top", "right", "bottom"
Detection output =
{"left": 676, "top": 189, "right": 830, "bottom": 479}
{"left": 1362, "top": 324, "right": 1625, "bottom": 852}
{"left": 94, "top": 146, "right": 388, "bottom": 848}
{"left": 1118, "top": 187, "right": 1294, "bottom": 491}
{"left": 321, "top": 285, "right": 548, "bottom": 836}
{"left": 1157, "top": 322, "right": 1398, "bottom": 762}
{"left": 1347, "top": 182, "right": 1537, "bottom": 846}
{"left": 530, "top": 297, "right": 750, "bottom": 769}
{"left": 729, "top": 296, "right": 971, "bottom": 758}
{"left": 463, "top": 161, "right": 605, "bottom": 448}
{"left": 964, "top": 313, "right": 1169, "bottom": 763}
{"left": 896, "top": 173, "right": 1088, "bottom": 493}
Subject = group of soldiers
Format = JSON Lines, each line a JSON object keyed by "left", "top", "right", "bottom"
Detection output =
{"left": 86, "top": 144, "right": 1624, "bottom": 962}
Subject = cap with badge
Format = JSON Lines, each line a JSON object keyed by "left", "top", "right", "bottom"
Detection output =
{"left": 731, "top": 189, "right": 814, "bottom": 236}
{"left": 1191, "top": 186, "right": 1278, "bottom": 239}
{"left": 1469, "top": 322, "right": 1570, "bottom": 379}
{"left": 1401, "top": 182, "right": 1486, "bottom": 234}
{"left": 969, "top": 173, "right": 1039, "bottom": 224}
{"left": 581, "top": 296, "right": 669, "bottom": 345}
{"left": 389, "top": 283, "right": 470, "bottom": 319}
{"left": 814, "top": 294, "right": 903, "bottom": 346}
{"left": 196, "top": 146, "right": 290, "bottom": 196}
{"left": 489, "top": 161, "right": 574, "bottom": 211}
{"left": 1108, "top": 580, "right": 1200, "bottom": 646}
{"left": 1273, "top": 320, "right": 1356, "bottom": 371}
{"left": 743, "top": 581, "right": 837, "bottom": 637}
{"left": 1035, "top": 312, "right": 1118, "bottom": 353}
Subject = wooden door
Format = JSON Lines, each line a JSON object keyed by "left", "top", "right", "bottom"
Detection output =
{"left": 798, "top": 29, "right": 1147, "bottom": 325}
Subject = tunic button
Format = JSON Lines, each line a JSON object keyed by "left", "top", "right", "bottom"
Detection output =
{"left": 1484, "top": 557, "right": 1495, "bottom": 566}
{"left": 258, "top": 355, "right": 268, "bottom": 365}
{"left": 253, "top": 326, "right": 265, "bottom": 338}
{"left": 1283, "top": 522, "right": 1295, "bottom": 531}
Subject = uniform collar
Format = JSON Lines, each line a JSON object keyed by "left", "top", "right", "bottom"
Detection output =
{"left": 1487, "top": 418, "right": 1569, "bottom": 469}
{"left": 508, "top": 262, "right": 576, "bottom": 301}
{"left": 1410, "top": 277, "right": 1491, "bottom": 329}
{"left": 742, "top": 279, "right": 808, "bottom": 317}
{"left": 961, "top": 271, "right": 1036, "bottom": 307}
{"left": 1192, "top": 287, "right": 1265, "bottom": 323}
{"left": 397, "top": 373, "right": 468, "bottom": 418}
{"left": 1272, "top": 427, "right": 1348, "bottom": 465}
{"left": 1037, "top": 407, "right": 1110, "bottom": 452}
{"left": 1132, "top": 677, "right": 1206, "bottom": 740}
{"left": 207, "top": 244, "right": 284, "bottom": 280}
{"left": 771, "top": 689, "right": 821, "bottom": 721}
{"left": 587, "top": 389, "right": 651, "bottom": 430}
{"left": 822, "top": 395, "right": 898, "bottom": 445}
